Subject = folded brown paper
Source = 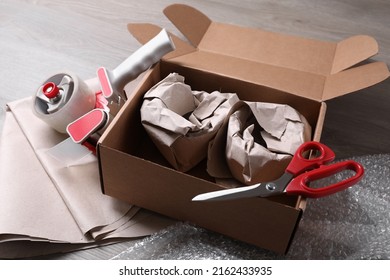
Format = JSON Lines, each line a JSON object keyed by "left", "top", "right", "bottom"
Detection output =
{"left": 208, "top": 101, "right": 311, "bottom": 185}
{"left": 141, "top": 73, "right": 240, "bottom": 172}
{"left": 0, "top": 97, "right": 173, "bottom": 258}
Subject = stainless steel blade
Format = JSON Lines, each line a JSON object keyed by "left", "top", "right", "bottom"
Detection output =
{"left": 192, "top": 184, "right": 263, "bottom": 201}
{"left": 191, "top": 173, "right": 294, "bottom": 201}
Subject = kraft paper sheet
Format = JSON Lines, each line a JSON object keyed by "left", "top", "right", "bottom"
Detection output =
{"left": 0, "top": 97, "right": 173, "bottom": 258}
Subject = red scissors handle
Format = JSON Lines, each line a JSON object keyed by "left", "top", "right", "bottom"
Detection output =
{"left": 285, "top": 141, "right": 336, "bottom": 176}
{"left": 285, "top": 160, "right": 364, "bottom": 198}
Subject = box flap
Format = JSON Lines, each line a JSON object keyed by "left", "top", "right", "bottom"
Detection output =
{"left": 128, "top": 4, "right": 389, "bottom": 101}
{"left": 163, "top": 3, "right": 212, "bottom": 47}
{"left": 332, "top": 35, "right": 380, "bottom": 74}
{"left": 127, "top": 23, "right": 196, "bottom": 59}
{"left": 165, "top": 50, "right": 327, "bottom": 100}
{"left": 323, "top": 61, "right": 390, "bottom": 100}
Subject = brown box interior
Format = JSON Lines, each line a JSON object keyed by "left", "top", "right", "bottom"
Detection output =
{"left": 98, "top": 61, "right": 325, "bottom": 253}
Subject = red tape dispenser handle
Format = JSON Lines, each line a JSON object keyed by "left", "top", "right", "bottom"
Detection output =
{"left": 286, "top": 160, "right": 364, "bottom": 198}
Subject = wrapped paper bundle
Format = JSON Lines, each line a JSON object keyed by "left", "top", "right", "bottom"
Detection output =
{"left": 141, "top": 73, "right": 240, "bottom": 172}
{"left": 208, "top": 101, "right": 311, "bottom": 185}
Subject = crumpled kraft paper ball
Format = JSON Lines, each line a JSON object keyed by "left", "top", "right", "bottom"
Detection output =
{"left": 140, "top": 73, "right": 240, "bottom": 172}
{"left": 208, "top": 101, "right": 312, "bottom": 185}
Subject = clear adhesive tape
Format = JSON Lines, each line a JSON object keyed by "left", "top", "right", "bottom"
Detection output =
{"left": 32, "top": 72, "right": 96, "bottom": 133}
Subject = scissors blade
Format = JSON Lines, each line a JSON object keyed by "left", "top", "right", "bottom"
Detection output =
{"left": 192, "top": 173, "right": 294, "bottom": 202}
{"left": 192, "top": 183, "right": 265, "bottom": 201}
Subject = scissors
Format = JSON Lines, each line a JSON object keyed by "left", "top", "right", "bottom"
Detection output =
{"left": 192, "top": 141, "right": 364, "bottom": 201}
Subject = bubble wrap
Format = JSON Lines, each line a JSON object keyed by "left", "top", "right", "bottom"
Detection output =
{"left": 112, "top": 154, "right": 390, "bottom": 260}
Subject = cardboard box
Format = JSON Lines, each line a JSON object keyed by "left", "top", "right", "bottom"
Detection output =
{"left": 97, "top": 4, "right": 389, "bottom": 253}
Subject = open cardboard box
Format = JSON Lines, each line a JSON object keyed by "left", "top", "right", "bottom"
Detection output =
{"left": 97, "top": 4, "right": 389, "bottom": 253}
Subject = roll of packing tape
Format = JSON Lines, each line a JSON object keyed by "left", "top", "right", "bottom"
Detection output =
{"left": 32, "top": 72, "right": 96, "bottom": 133}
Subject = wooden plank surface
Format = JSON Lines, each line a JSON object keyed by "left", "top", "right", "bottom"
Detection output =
{"left": 1, "top": 0, "right": 389, "bottom": 259}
